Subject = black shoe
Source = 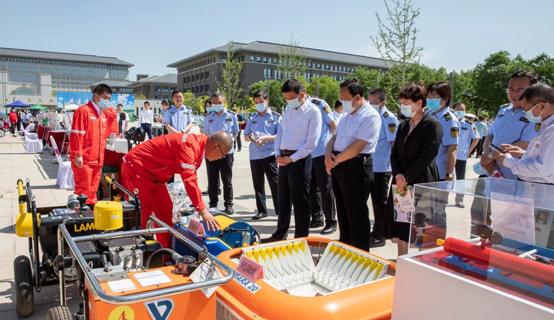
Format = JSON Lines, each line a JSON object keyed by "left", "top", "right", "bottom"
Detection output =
{"left": 252, "top": 212, "right": 268, "bottom": 220}
{"left": 261, "top": 235, "right": 285, "bottom": 244}
{"left": 202, "top": 190, "right": 209, "bottom": 195}
{"left": 321, "top": 223, "right": 337, "bottom": 235}
{"left": 238, "top": 148, "right": 242, "bottom": 152}
{"left": 224, "top": 206, "right": 234, "bottom": 215}
{"left": 455, "top": 202, "right": 465, "bottom": 208}
{"left": 309, "top": 220, "right": 324, "bottom": 228}
{"left": 369, "top": 237, "right": 386, "bottom": 248}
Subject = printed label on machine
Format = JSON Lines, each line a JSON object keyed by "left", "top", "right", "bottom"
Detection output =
{"left": 107, "top": 278, "right": 136, "bottom": 293}
{"left": 237, "top": 255, "right": 264, "bottom": 282}
{"left": 187, "top": 219, "right": 205, "bottom": 236}
{"left": 233, "top": 272, "right": 261, "bottom": 294}
{"left": 190, "top": 259, "right": 222, "bottom": 298}
{"left": 133, "top": 270, "right": 172, "bottom": 287}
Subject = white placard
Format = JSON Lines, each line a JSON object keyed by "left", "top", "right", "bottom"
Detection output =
{"left": 107, "top": 279, "right": 136, "bottom": 293}
{"left": 490, "top": 191, "right": 535, "bottom": 244}
{"left": 392, "top": 185, "right": 414, "bottom": 223}
{"left": 189, "top": 259, "right": 222, "bottom": 298}
{"left": 133, "top": 269, "right": 172, "bottom": 287}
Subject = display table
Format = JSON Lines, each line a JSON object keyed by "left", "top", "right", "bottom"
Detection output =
{"left": 37, "top": 126, "right": 49, "bottom": 139}
{"left": 47, "top": 130, "right": 69, "bottom": 153}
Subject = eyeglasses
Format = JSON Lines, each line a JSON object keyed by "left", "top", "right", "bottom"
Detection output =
{"left": 506, "top": 88, "right": 527, "bottom": 94}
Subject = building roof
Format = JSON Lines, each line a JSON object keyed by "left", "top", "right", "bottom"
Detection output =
{"left": 136, "top": 73, "right": 177, "bottom": 84}
{"left": 167, "top": 41, "right": 390, "bottom": 69}
{"left": 0, "top": 47, "right": 134, "bottom": 67}
{"left": 90, "top": 80, "right": 135, "bottom": 88}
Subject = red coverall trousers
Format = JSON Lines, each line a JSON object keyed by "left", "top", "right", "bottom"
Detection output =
{"left": 72, "top": 163, "right": 102, "bottom": 204}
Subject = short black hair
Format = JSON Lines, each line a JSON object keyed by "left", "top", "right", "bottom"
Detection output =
{"left": 369, "top": 88, "right": 387, "bottom": 102}
{"left": 253, "top": 90, "right": 268, "bottom": 100}
{"left": 281, "top": 79, "right": 305, "bottom": 94}
{"left": 399, "top": 81, "right": 427, "bottom": 108}
{"left": 427, "top": 81, "right": 452, "bottom": 106}
{"left": 508, "top": 71, "right": 538, "bottom": 87}
{"left": 117, "top": 104, "right": 123, "bottom": 108}
{"left": 519, "top": 83, "right": 554, "bottom": 104}
{"left": 144, "top": 101, "right": 150, "bottom": 106}
{"left": 211, "top": 92, "right": 225, "bottom": 99}
{"left": 334, "top": 100, "right": 342, "bottom": 108}
{"left": 161, "top": 100, "right": 169, "bottom": 106}
{"left": 93, "top": 84, "right": 112, "bottom": 96}
{"left": 340, "top": 78, "right": 365, "bottom": 98}
{"left": 478, "top": 116, "right": 485, "bottom": 121}
{"left": 204, "top": 99, "right": 212, "bottom": 107}
{"left": 172, "top": 90, "right": 183, "bottom": 97}
{"left": 452, "top": 102, "right": 464, "bottom": 109}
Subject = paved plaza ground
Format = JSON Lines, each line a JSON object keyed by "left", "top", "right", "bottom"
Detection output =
{"left": 0, "top": 125, "right": 480, "bottom": 319}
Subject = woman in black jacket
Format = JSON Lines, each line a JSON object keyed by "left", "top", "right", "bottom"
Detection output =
{"left": 384, "top": 82, "right": 443, "bottom": 256}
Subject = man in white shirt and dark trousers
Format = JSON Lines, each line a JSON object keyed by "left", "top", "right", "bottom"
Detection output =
{"left": 139, "top": 101, "right": 153, "bottom": 140}
{"left": 333, "top": 100, "right": 343, "bottom": 126}
{"left": 325, "top": 79, "right": 381, "bottom": 251}
{"left": 368, "top": 88, "right": 398, "bottom": 248}
{"left": 262, "top": 79, "right": 322, "bottom": 243}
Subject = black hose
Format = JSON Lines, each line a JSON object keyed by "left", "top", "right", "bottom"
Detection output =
{"left": 145, "top": 248, "right": 176, "bottom": 269}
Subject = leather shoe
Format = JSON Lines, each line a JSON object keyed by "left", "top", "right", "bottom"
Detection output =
{"left": 202, "top": 189, "right": 222, "bottom": 195}
{"left": 261, "top": 235, "right": 285, "bottom": 244}
{"left": 224, "top": 206, "right": 234, "bottom": 215}
{"left": 369, "top": 237, "right": 386, "bottom": 248}
{"left": 455, "top": 202, "right": 465, "bottom": 208}
{"left": 320, "top": 223, "right": 337, "bottom": 235}
{"left": 309, "top": 220, "right": 324, "bottom": 228}
{"left": 252, "top": 212, "right": 268, "bottom": 220}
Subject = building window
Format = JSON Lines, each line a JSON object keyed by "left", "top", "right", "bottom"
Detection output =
{"left": 268, "top": 58, "right": 272, "bottom": 64}
{"left": 162, "top": 86, "right": 169, "bottom": 92}
{"left": 191, "top": 87, "right": 195, "bottom": 93}
{"left": 250, "top": 56, "right": 254, "bottom": 62}
{"left": 205, "top": 84, "right": 209, "bottom": 92}
{"left": 205, "top": 71, "right": 209, "bottom": 79}
{"left": 155, "top": 95, "right": 161, "bottom": 99}
{"left": 263, "top": 57, "right": 267, "bottom": 63}
{"left": 256, "top": 56, "right": 261, "bottom": 62}
{"left": 200, "top": 85, "right": 204, "bottom": 92}
{"left": 155, "top": 85, "right": 161, "bottom": 91}
{"left": 200, "top": 72, "right": 204, "bottom": 80}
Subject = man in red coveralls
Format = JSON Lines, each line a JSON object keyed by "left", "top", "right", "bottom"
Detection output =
{"left": 70, "top": 84, "right": 112, "bottom": 204}
{"left": 121, "top": 131, "right": 233, "bottom": 248}
{"left": 8, "top": 108, "right": 18, "bottom": 136}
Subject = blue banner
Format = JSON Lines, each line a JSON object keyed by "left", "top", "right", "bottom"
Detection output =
{"left": 56, "top": 92, "right": 135, "bottom": 110}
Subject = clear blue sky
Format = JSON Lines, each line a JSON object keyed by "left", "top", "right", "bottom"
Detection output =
{"left": 1, "top": 0, "right": 552, "bottom": 80}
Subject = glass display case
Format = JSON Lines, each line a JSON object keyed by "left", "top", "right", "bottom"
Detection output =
{"left": 392, "top": 178, "right": 554, "bottom": 319}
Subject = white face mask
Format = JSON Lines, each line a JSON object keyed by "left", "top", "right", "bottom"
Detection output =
{"left": 399, "top": 104, "right": 417, "bottom": 118}
{"left": 255, "top": 103, "right": 267, "bottom": 113}
{"left": 286, "top": 97, "right": 302, "bottom": 109}
{"left": 99, "top": 98, "right": 110, "bottom": 109}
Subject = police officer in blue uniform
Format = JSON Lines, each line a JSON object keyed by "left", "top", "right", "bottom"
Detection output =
{"left": 244, "top": 90, "right": 281, "bottom": 220}
{"left": 203, "top": 92, "right": 239, "bottom": 215}
{"left": 164, "top": 90, "right": 194, "bottom": 134}
{"left": 262, "top": 79, "right": 322, "bottom": 243}
{"left": 201, "top": 100, "right": 221, "bottom": 196}
{"left": 481, "top": 71, "right": 540, "bottom": 179}
{"left": 427, "top": 82, "right": 459, "bottom": 181}
{"left": 326, "top": 79, "right": 381, "bottom": 251}
{"left": 308, "top": 96, "right": 337, "bottom": 235}
{"left": 155, "top": 100, "right": 170, "bottom": 135}
{"left": 368, "top": 88, "right": 398, "bottom": 248}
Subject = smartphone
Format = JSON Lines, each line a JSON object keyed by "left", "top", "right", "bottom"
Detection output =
{"left": 250, "top": 136, "right": 258, "bottom": 142}
{"left": 490, "top": 143, "right": 505, "bottom": 154}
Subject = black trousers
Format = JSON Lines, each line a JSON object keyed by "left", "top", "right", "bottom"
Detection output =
{"left": 207, "top": 153, "right": 234, "bottom": 207}
{"left": 455, "top": 160, "right": 467, "bottom": 203}
{"left": 309, "top": 155, "right": 336, "bottom": 225}
{"left": 332, "top": 155, "right": 373, "bottom": 251}
{"left": 141, "top": 123, "right": 152, "bottom": 140}
{"left": 163, "top": 127, "right": 168, "bottom": 135}
{"left": 250, "top": 155, "right": 279, "bottom": 215}
{"left": 234, "top": 129, "right": 242, "bottom": 150}
{"left": 10, "top": 123, "right": 16, "bottom": 134}
{"left": 370, "top": 171, "right": 392, "bottom": 240}
{"left": 273, "top": 155, "right": 312, "bottom": 239}
{"left": 476, "top": 139, "right": 484, "bottom": 157}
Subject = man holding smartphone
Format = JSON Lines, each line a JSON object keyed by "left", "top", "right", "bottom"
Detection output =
{"left": 244, "top": 90, "right": 281, "bottom": 219}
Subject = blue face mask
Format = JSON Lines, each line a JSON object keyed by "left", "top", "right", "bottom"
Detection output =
{"left": 255, "top": 103, "right": 267, "bottom": 113}
{"left": 427, "top": 99, "right": 442, "bottom": 112}
{"left": 99, "top": 98, "right": 110, "bottom": 109}
{"left": 455, "top": 111, "right": 465, "bottom": 119}
{"left": 212, "top": 104, "right": 224, "bottom": 113}
{"left": 525, "top": 107, "right": 542, "bottom": 123}
{"left": 206, "top": 106, "right": 213, "bottom": 113}
{"left": 370, "top": 104, "right": 380, "bottom": 112}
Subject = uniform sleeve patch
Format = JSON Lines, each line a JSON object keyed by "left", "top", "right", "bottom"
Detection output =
{"left": 445, "top": 113, "right": 452, "bottom": 121}
{"left": 383, "top": 112, "right": 389, "bottom": 118}
{"left": 323, "top": 106, "right": 330, "bottom": 113}
{"left": 451, "top": 127, "right": 459, "bottom": 138}
{"left": 388, "top": 123, "right": 396, "bottom": 132}
{"left": 312, "top": 99, "right": 321, "bottom": 105}
{"left": 536, "top": 123, "right": 542, "bottom": 131}
{"left": 473, "top": 126, "right": 478, "bottom": 133}
{"left": 519, "top": 117, "right": 529, "bottom": 123}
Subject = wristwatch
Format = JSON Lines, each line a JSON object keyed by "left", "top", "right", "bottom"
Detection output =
{"left": 488, "top": 153, "right": 493, "bottom": 159}
{"left": 446, "top": 173, "right": 454, "bottom": 178}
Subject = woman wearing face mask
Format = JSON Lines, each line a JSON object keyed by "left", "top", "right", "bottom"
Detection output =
{"left": 383, "top": 81, "right": 442, "bottom": 256}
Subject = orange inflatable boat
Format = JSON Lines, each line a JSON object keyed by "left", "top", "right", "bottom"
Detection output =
{"left": 216, "top": 237, "right": 396, "bottom": 320}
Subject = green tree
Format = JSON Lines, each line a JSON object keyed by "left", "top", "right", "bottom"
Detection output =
{"left": 248, "top": 80, "right": 288, "bottom": 112}
{"left": 277, "top": 34, "right": 308, "bottom": 79}
{"left": 216, "top": 42, "right": 244, "bottom": 108}
{"left": 526, "top": 53, "right": 554, "bottom": 85}
{"left": 307, "top": 76, "right": 340, "bottom": 107}
{"left": 347, "top": 67, "right": 381, "bottom": 91}
{"left": 472, "top": 51, "right": 516, "bottom": 115}
{"left": 182, "top": 91, "right": 208, "bottom": 114}
{"left": 371, "top": 0, "right": 423, "bottom": 85}
{"left": 134, "top": 93, "right": 147, "bottom": 100}
{"left": 51, "top": 91, "right": 57, "bottom": 97}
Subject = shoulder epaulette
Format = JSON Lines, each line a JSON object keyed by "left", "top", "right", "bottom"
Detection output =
{"left": 311, "top": 99, "right": 321, "bottom": 106}
{"left": 383, "top": 112, "right": 389, "bottom": 118}
{"left": 445, "top": 113, "right": 452, "bottom": 121}
{"left": 500, "top": 103, "right": 510, "bottom": 108}
{"left": 273, "top": 112, "right": 281, "bottom": 116}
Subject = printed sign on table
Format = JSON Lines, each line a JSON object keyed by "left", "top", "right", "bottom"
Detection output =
{"left": 392, "top": 185, "right": 414, "bottom": 223}
{"left": 237, "top": 255, "right": 264, "bottom": 282}
{"left": 187, "top": 219, "right": 205, "bottom": 236}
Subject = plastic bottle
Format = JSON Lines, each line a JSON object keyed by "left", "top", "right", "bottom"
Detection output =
{"left": 492, "top": 170, "right": 504, "bottom": 178}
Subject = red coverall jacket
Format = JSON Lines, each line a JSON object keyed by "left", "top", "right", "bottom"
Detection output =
{"left": 9, "top": 112, "right": 18, "bottom": 124}
{"left": 124, "top": 132, "right": 207, "bottom": 211}
{"left": 105, "top": 107, "right": 118, "bottom": 137}
{"left": 70, "top": 101, "right": 108, "bottom": 165}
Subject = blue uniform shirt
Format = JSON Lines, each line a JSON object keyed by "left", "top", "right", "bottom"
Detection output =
{"left": 432, "top": 107, "right": 460, "bottom": 179}
{"left": 373, "top": 106, "right": 399, "bottom": 173}
{"left": 489, "top": 104, "right": 540, "bottom": 180}
{"left": 163, "top": 105, "right": 194, "bottom": 132}
{"left": 159, "top": 109, "right": 167, "bottom": 126}
{"left": 204, "top": 108, "right": 240, "bottom": 154}
{"left": 310, "top": 98, "right": 335, "bottom": 158}
{"left": 456, "top": 119, "right": 480, "bottom": 160}
{"left": 244, "top": 109, "right": 281, "bottom": 160}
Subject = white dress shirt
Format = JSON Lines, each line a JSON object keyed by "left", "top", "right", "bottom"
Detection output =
{"left": 275, "top": 99, "right": 322, "bottom": 162}
{"left": 334, "top": 103, "right": 381, "bottom": 154}
{"left": 333, "top": 110, "right": 343, "bottom": 126}
{"left": 139, "top": 109, "right": 153, "bottom": 125}
{"left": 504, "top": 115, "right": 554, "bottom": 184}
